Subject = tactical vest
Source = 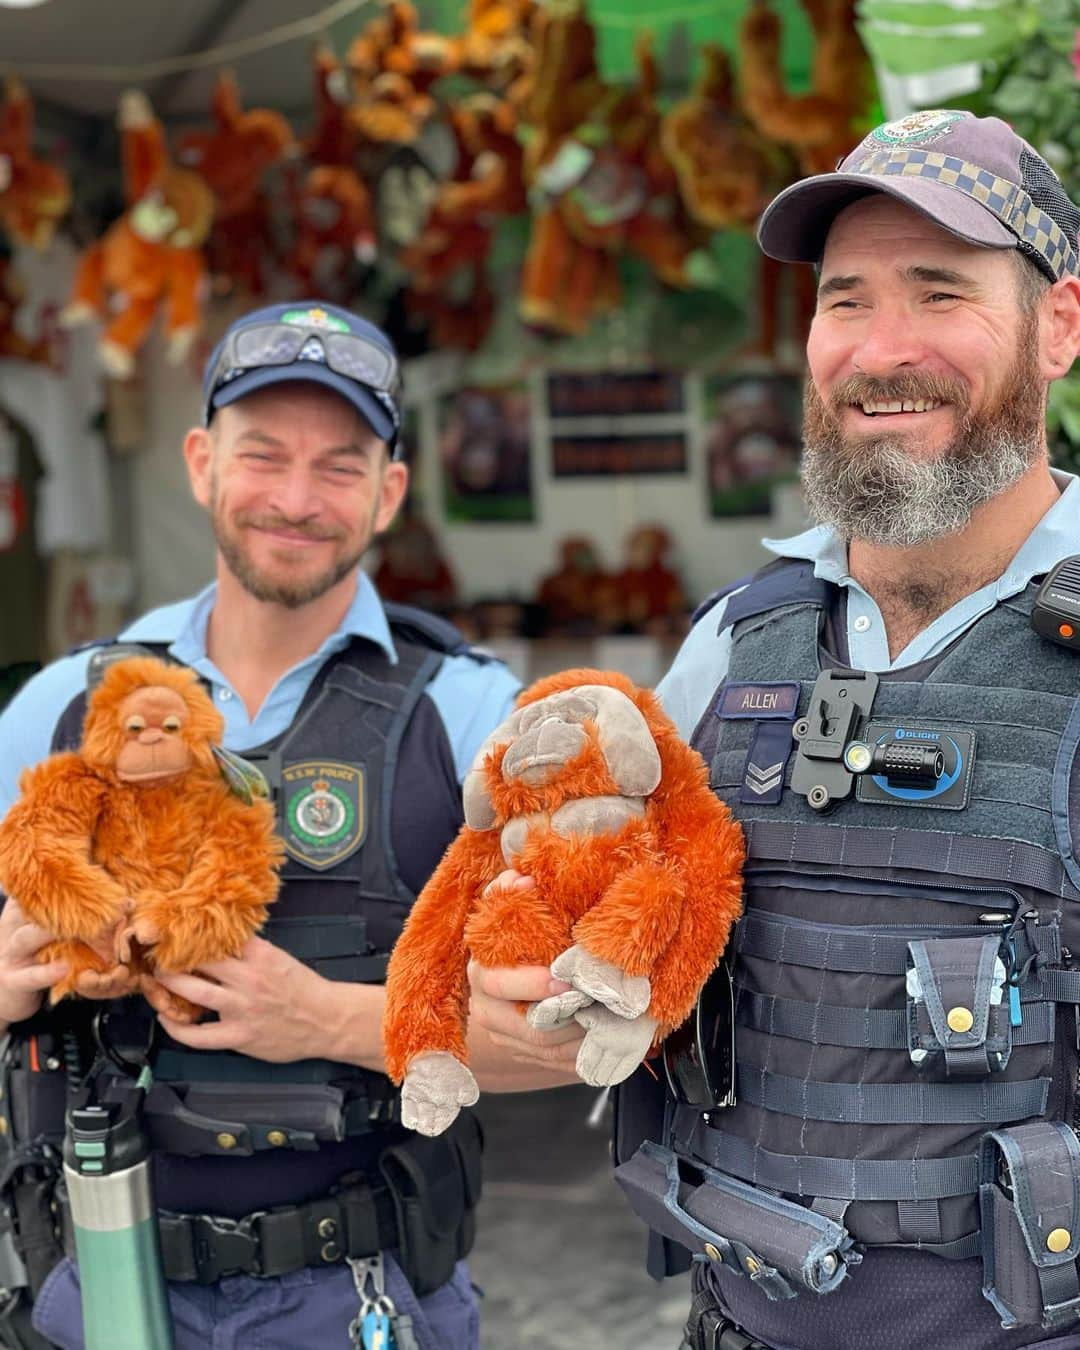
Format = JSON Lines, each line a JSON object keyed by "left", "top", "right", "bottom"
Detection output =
{"left": 28, "top": 605, "right": 479, "bottom": 1158}
{"left": 615, "top": 560, "right": 1080, "bottom": 1339}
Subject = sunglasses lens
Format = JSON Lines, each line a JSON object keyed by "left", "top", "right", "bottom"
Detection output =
{"left": 234, "top": 325, "right": 307, "bottom": 367}
{"left": 324, "top": 333, "right": 398, "bottom": 391}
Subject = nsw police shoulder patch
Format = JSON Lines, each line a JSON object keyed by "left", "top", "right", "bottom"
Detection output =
{"left": 282, "top": 760, "right": 367, "bottom": 870}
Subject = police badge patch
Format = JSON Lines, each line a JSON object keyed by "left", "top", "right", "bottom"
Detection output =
{"left": 282, "top": 761, "right": 366, "bottom": 870}
{"left": 869, "top": 110, "right": 965, "bottom": 147}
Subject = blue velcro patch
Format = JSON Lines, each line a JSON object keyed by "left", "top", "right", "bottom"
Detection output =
{"left": 740, "top": 720, "right": 796, "bottom": 805}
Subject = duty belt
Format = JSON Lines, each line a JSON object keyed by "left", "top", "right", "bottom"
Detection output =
{"left": 60, "top": 1175, "right": 399, "bottom": 1284}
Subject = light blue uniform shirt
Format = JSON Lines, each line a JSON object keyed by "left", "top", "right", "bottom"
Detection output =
{"left": 0, "top": 571, "right": 521, "bottom": 817}
{"left": 657, "top": 470, "right": 1080, "bottom": 739}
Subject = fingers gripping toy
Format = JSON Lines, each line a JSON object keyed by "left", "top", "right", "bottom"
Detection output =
{"left": 383, "top": 669, "right": 745, "bottom": 1135}
{"left": 0, "top": 657, "right": 282, "bottom": 1024}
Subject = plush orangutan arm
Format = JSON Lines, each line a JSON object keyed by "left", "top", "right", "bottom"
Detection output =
{"left": 569, "top": 748, "right": 743, "bottom": 1031}
{"left": 382, "top": 825, "right": 504, "bottom": 1082}
{"left": 738, "top": 1, "right": 852, "bottom": 149}
{"left": 0, "top": 757, "right": 130, "bottom": 939}
{"left": 132, "top": 792, "right": 282, "bottom": 972}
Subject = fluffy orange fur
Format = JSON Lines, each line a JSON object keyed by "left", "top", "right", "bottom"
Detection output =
{"left": 0, "top": 657, "right": 283, "bottom": 1021}
{"left": 383, "top": 668, "right": 745, "bottom": 1080}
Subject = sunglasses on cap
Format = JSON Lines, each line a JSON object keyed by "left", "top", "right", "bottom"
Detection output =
{"left": 205, "top": 321, "right": 403, "bottom": 413}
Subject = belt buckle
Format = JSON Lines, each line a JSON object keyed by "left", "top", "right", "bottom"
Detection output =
{"left": 190, "top": 1211, "right": 266, "bottom": 1283}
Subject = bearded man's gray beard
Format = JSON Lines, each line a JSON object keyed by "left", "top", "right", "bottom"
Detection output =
{"left": 800, "top": 342, "right": 1046, "bottom": 548}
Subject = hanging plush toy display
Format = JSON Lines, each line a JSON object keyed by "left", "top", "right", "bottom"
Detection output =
{"left": 176, "top": 71, "right": 294, "bottom": 297}
{"left": 0, "top": 77, "right": 71, "bottom": 251}
{"left": 383, "top": 669, "right": 745, "bottom": 1136}
{"left": 400, "top": 93, "right": 526, "bottom": 350}
{"left": 738, "top": 0, "right": 870, "bottom": 178}
{"left": 518, "top": 14, "right": 708, "bottom": 337}
{"left": 62, "top": 90, "right": 214, "bottom": 380}
{"left": 0, "top": 657, "right": 282, "bottom": 1023}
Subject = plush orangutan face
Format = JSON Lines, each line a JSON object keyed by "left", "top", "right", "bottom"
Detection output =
{"left": 114, "top": 687, "right": 194, "bottom": 784}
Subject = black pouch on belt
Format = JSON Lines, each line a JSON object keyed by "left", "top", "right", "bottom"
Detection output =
{"left": 980, "top": 1121, "right": 1080, "bottom": 1331}
{"left": 378, "top": 1111, "right": 483, "bottom": 1297}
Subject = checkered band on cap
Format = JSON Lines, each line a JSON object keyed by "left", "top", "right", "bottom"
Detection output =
{"left": 856, "top": 147, "right": 1079, "bottom": 280}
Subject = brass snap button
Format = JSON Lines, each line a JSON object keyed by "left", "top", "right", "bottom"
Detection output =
{"left": 703, "top": 1243, "right": 722, "bottom": 1262}
{"left": 1047, "top": 1228, "right": 1071, "bottom": 1253}
{"left": 318, "top": 1218, "right": 338, "bottom": 1240}
{"left": 321, "top": 1241, "right": 341, "bottom": 1262}
{"left": 946, "top": 1006, "right": 974, "bottom": 1034}
{"left": 266, "top": 1130, "right": 288, "bottom": 1148}
{"left": 215, "top": 1132, "right": 238, "bottom": 1150}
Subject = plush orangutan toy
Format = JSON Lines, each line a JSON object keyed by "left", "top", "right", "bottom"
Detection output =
{"left": 383, "top": 669, "right": 745, "bottom": 1135}
{"left": 0, "top": 657, "right": 282, "bottom": 1023}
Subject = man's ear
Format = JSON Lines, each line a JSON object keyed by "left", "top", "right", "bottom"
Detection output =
{"left": 375, "top": 458, "right": 409, "bottom": 534}
{"left": 1041, "top": 275, "right": 1080, "bottom": 382}
{"left": 183, "top": 425, "right": 213, "bottom": 510}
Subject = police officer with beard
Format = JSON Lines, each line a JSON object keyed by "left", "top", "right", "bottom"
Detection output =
{"left": 0, "top": 302, "right": 581, "bottom": 1350}
{"left": 470, "top": 112, "right": 1080, "bottom": 1349}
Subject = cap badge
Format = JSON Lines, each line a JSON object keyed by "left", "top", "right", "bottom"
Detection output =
{"left": 870, "top": 110, "right": 965, "bottom": 148}
{"left": 280, "top": 307, "right": 350, "bottom": 333}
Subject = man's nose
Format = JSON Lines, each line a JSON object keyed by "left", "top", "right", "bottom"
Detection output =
{"left": 267, "top": 466, "right": 322, "bottom": 520}
{"left": 851, "top": 307, "right": 929, "bottom": 378}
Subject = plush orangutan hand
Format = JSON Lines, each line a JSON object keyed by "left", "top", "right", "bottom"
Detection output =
{"left": 383, "top": 669, "right": 745, "bottom": 1135}
{"left": 0, "top": 657, "right": 283, "bottom": 1023}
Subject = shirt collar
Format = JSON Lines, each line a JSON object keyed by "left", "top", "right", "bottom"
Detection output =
{"left": 121, "top": 571, "right": 399, "bottom": 666}
{"left": 762, "top": 470, "right": 1080, "bottom": 595}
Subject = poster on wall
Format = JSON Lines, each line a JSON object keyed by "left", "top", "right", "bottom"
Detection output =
{"left": 551, "top": 431, "right": 687, "bottom": 477}
{"left": 547, "top": 371, "right": 685, "bottom": 418}
{"left": 705, "top": 372, "right": 802, "bottom": 517}
{"left": 438, "top": 385, "right": 534, "bottom": 523}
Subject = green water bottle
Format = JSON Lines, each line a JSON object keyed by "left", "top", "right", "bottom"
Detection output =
{"left": 62, "top": 1072, "right": 174, "bottom": 1350}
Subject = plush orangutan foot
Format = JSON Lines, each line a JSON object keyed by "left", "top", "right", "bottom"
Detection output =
{"left": 75, "top": 964, "right": 137, "bottom": 1000}
{"left": 401, "top": 1053, "right": 479, "bottom": 1137}
{"left": 549, "top": 944, "right": 651, "bottom": 1019}
{"left": 139, "top": 975, "right": 203, "bottom": 1024}
{"left": 573, "top": 1006, "right": 659, "bottom": 1087}
{"left": 39, "top": 939, "right": 135, "bottom": 1003}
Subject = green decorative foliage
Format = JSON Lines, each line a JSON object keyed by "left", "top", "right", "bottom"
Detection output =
{"left": 978, "top": 0, "right": 1080, "bottom": 469}
{"left": 856, "top": 1, "right": 1040, "bottom": 76}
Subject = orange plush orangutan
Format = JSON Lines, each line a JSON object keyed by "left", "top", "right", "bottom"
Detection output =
{"left": 176, "top": 72, "right": 294, "bottom": 296}
{"left": 0, "top": 657, "right": 282, "bottom": 1023}
{"left": 62, "top": 91, "right": 214, "bottom": 380}
{"left": 0, "top": 77, "right": 71, "bottom": 251}
{"left": 383, "top": 669, "right": 745, "bottom": 1135}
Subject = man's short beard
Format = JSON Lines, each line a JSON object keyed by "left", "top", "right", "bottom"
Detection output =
{"left": 801, "top": 316, "right": 1046, "bottom": 548}
{"left": 210, "top": 476, "right": 369, "bottom": 608}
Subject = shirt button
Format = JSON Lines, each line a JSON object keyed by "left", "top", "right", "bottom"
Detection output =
{"left": 218, "top": 688, "right": 233, "bottom": 702}
{"left": 853, "top": 615, "right": 871, "bottom": 633}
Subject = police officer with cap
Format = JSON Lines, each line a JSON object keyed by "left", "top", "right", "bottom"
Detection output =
{"left": 0, "top": 301, "right": 581, "bottom": 1349}
{"left": 472, "top": 111, "right": 1080, "bottom": 1349}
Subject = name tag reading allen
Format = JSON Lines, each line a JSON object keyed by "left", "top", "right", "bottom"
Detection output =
{"left": 715, "top": 682, "right": 800, "bottom": 721}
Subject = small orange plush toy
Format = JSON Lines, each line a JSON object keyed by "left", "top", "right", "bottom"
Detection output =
{"left": 0, "top": 657, "right": 282, "bottom": 1024}
{"left": 62, "top": 90, "right": 214, "bottom": 380}
{"left": 383, "top": 669, "right": 745, "bottom": 1135}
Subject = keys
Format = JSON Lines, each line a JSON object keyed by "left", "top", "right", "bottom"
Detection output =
{"left": 348, "top": 1254, "right": 402, "bottom": 1350}
{"left": 361, "top": 1309, "right": 392, "bottom": 1350}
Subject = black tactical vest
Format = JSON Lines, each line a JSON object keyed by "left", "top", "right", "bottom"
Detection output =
{"left": 615, "top": 560, "right": 1080, "bottom": 1347}
{"left": 40, "top": 607, "right": 479, "bottom": 1157}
